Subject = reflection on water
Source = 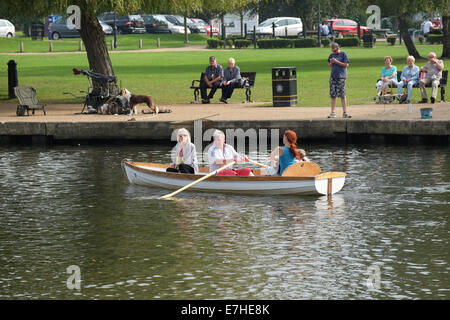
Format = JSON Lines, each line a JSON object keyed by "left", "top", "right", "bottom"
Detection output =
{"left": 0, "top": 144, "right": 449, "bottom": 299}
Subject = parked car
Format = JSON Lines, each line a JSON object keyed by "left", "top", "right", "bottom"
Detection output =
{"left": 190, "top": 18, "right": 218, "bottom": 36}
{"left": 255, "top": 17, "right": 303, "bottom": 37}
{"left": 152, "top": 15, "right": 190, "bottom": 34}
{"left": 98, "top": 12, "right": 146, "bottom": 34}
{"left": 0, "top": 19, "right": 15, "bottom": 38}
{"left": 141, "top": 14, "right": 170, "bottom": 33}
{"left": 165, "top": 15, "right": 201, "bottom": 33}
{"left": 326, "top": 19, "right": 369, "bottom": 37}
{"left": 49, "top": 16, "right": 112, "bottom": 39}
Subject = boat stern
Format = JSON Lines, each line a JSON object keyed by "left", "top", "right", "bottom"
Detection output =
{"left": 314, "top": 172, "right": 346, "bottom": 195}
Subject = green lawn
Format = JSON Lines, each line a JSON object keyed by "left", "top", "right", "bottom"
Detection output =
{"left": 0, "top": 33, "right": 209, "bottom": 53}
{"left": 0, "top": 42, "right": 447, "bottom": 107}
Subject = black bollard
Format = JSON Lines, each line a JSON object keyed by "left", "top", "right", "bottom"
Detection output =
{"left": 244, "top": 23, "right": 247, "bottom": 38}
{"left": 253, "top": 25, "right": 256, "bottom": 49}
{"left": 272, "top": 22, "right": 276, "bottom": 38}
{"left": 8, "top": 60, "right": 18, "bottom": 99}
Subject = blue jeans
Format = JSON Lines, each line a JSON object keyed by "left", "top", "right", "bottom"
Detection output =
{"left": 397, "top": 80, "right": 418, "bottom": 102}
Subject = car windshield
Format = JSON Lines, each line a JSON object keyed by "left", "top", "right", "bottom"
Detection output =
{"left": 194, "top": 19, "right": 206, "bottom": 26}
{"left": 258, "top": 18, "right": 278, "bottom": 27}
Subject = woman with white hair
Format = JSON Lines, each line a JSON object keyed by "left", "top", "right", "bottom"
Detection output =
{"left": 167, "top": 128, "right": 199, "bottom": 174}
{"left": 220, "top": 57, "right": 241, "bottom": 104}
{"left": 397, "top": 56, "right": 420, "bottom": 104}
{"left": 208, "top": 130, "right": 252, "bottom": 176}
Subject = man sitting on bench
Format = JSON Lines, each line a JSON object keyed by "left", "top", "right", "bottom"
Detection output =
{"left": 220, "top": 57, "right": 241, "bottom": 104}
{"left": 418, "top": 52, "right": 444, "bottom": 104}
{"left": 201, "top": 56, "right": 223, "bottom": 104}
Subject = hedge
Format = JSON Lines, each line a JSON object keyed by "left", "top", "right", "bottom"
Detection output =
{"left": 292, "top": 38, "right": 316, "bottom": 48}
{"left": 427, "top": 34, "right": 443, "bottom": 44}
{"left": 257, "top": 39, "right": 292, "bottom": 49}
{"left": 321, "top": 37, "right": 331, "bottom": 47}
{"left": 233, "top": 39, "right": 251, "bottom": 49}
{"left": 334, "top": 36, "right": 360, "bottom": 47}
{"left": 386, "top": 35, "right": 396, "bottom": 46}
{"left": 207, "top": 39, "right": 224, "bottom": 48}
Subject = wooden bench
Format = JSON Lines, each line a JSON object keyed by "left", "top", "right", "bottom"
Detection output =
{"left": 190, "top": 72, "right": 256, "bottom": 103}
{"left": 391, "top": 70, "right": 447, "bottom": 102}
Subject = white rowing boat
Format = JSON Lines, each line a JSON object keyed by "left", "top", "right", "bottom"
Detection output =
{"left": 122, "top": 160, "right": 346, "bottom": 196}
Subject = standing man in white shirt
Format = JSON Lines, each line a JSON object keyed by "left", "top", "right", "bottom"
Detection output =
{"left": 423, "top": 19, "right": 433, "bottom": 38}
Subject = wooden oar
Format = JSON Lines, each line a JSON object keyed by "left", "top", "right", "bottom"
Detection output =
{"left": 159, "top": 161, "right": 236, "bottom": 199}
{"left": 247, "top": 159, "right": 268, "bottom": 168}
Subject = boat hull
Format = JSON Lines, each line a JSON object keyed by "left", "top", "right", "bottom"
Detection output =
{"left": 123, "top": 161, "right": 346, "bottom": 196}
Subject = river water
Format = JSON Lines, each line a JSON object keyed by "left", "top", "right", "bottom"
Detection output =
{"left": 0, "top": 143, "right": 448, "bottom": 299}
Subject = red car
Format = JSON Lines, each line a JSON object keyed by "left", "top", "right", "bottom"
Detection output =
{"left": 326, "top": 19, "right": 370, "bottom": 38}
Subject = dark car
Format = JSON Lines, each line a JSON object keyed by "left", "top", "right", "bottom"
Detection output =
{"left": 48, "top": 15, "right": 112, "bottom": 39}
{"left": 141, "top": 14, "right": 170, "bottom": 34}
{"left": 98, "top": 12, "right": 146, "bottom": 34}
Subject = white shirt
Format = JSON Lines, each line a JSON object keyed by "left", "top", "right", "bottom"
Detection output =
{"left": 208, "top": 143, "right": 239, "bottom": 172}
{"left": 321, "top": 24, "right": 329, "bottom": 35}
{"left": 423, "top": 21, "right": 432, "bottom": 34}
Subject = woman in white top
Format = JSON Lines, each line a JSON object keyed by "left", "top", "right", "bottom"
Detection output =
{"left": 208, "top": 130, "right": 253, "bottom": 176}
{"left": 167, "top": 128, "right": 199, "bottom": 174}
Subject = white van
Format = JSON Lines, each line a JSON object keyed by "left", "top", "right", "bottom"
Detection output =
{"left": 0, "top": 19, "right": 15, "bottom": 38}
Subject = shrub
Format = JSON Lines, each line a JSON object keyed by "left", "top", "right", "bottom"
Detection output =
{"left": 225, "top": 39, "right": 233, "bottom": 48}
{"left": 427, "top": 34, "right": 443, "bottom": 44}
{"left": 207, "top": 39, "right": 224, "bottom": 49}
{"left": 233, "top": 39, "right": 251, "bottom": 49}
{"left": 387, "top": 35, "right": 396, "bottom": 46}
{"left": 334, "top": 36, "right": 360, "bottom": 47}
{"left": 418, "top": 35, "right": 424, "bottom": 44}
{"left": 292, "top": 38, "right": 316, "bottom": 48}
{"left": 321, "top": 37, "right": 331, "bottom": 47}
{"left": 256, "top": 38, "right": 292, "bottom": 49}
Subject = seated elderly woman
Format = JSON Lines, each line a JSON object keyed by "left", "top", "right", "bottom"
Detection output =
{"left": 208, "top": 129, "right": 253, "bottom": 176}
{"left": 166, "top": 128, "right": 198, "bottom": 174}
{"left": 397, "top": 55, "right": 420, "bottom": 104}
{"left": 376, "top": 56, "right": 398, "bottom": 97}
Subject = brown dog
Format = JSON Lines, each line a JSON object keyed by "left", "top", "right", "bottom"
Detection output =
{"left": 119, "top": 88, "right": 157, "bottom": 115}
{"left": 120, "top": 88, "right": 171, "bottom": 115}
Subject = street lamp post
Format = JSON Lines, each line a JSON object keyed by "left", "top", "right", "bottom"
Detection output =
{"left": 113, "top": 12, "right": 118, "bottom": 49}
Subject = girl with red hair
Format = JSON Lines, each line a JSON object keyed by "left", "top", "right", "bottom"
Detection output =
{"left": 268, "top": 130, "right": 301, "bottom": 176}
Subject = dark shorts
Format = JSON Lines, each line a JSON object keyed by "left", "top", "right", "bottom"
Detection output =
{"left": 330, "top": 78, "right": 346, "bottom": 98}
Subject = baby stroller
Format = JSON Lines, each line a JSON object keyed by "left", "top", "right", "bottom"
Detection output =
{"left": 65, "top": 68, "right": 119, "bottom": 114}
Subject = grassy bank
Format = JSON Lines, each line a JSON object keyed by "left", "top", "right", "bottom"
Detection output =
{"left": 0, "top": 33, "right": 209, "bottom": 53}
{"left": 0, "top": 43, "right": 447, "bottom": 107}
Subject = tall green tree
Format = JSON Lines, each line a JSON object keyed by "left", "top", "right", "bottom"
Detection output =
{"left": 360, "top": 0, "right": 449, "bottom": 59}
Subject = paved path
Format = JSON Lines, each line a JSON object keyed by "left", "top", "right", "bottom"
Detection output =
{"left": 0, "top": 101, "right": 449, "bottom": 122}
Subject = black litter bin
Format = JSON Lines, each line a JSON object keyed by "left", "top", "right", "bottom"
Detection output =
{"left": 272, "top": 67, "right": 297, "bottom": 107}
{"left": 31, "top": 23, "right": 44, "bottom": 41}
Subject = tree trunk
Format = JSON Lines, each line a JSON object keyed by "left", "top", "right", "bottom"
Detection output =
{"left": 398, "top": 14, "right": 421, "bottom": 59}
{"left": 78, "top": 10, "right": 118, "bottom": 95}
{"left": 442, "top": 15, "right": 450, "bottom": 58}
{"left": 184, "top": 14, "right": 189, "bottom": 44}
